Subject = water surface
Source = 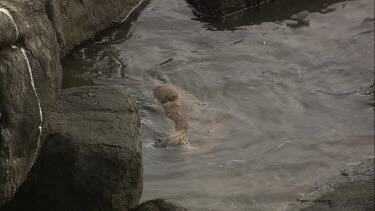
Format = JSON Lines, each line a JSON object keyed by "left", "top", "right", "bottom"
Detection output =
{"left": 62, "top": 0, "right": 374, "bottom": 210}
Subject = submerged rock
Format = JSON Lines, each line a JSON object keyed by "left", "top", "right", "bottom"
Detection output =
{"left": 132, "top": 199, "right": 187, "bottom": 211}
{"left": 186, "top": 0, "right": 273, "bottom": 17}
{"left": 286, "top": 159, "right": 374, "bottom": 211}
{"left": 1, "top": 86, "right": 143, "bottom": 211}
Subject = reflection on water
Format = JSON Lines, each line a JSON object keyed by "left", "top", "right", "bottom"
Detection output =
{"left": 190, "top": 0, "right": 351, "bottom": 30}
{"left": 62, "top": 0, "right": 374, "bottom": 210}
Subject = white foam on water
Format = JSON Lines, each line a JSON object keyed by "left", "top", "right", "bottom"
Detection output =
{"left": 275, "top": 139, "right": 293, "bottom": 149}
{"left": 221, "top": 159, "right": 245, "bottom": 164}
{"left": 183, "top": 144, "right": 199, "bottom": 150}
{"left": 0, "top": 8, "right": 20, "bottom": 40}
{"left": 345, "top": 161, "right": 362, "bottom": 166}
{"left": 21, "top": 47, "right": 43, "bottom": 165}
{"left": 144, "top": 142, "right": 157, "bottom": 149}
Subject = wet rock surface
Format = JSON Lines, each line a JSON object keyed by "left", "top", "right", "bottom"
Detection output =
{"left": 287, "top": 159, "right": 374, "bottom": 211}
{"left": 0, "top": 9, "right": 18, "bottom": 47}
{"left": 1, "top": 86, "right": 143, "bottom": 211}
{"left": 42, "top": 0, "right": 142, "bottom": 55}
{"left": 186, "top": 0, "right": 273, "bottom": 17}
{"left": 0, "top": 0, "right": 142, "bottom": 207}
{"left": 0, "top": 0, "right": 61, "bottom": 205}
{"left": 131, "top": 199, "right": 188, "bottom": 211}
{"left": 186, "top": 0, "right": 346, "bottom": 30}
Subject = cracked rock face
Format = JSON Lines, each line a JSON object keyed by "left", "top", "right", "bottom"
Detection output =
{"left": 1, "top": 0, "right": 142, "bottom": 207}
{"left": 1, "top": 86, "right": 143, "bottom": 211}
{"left": 0, "top": 1, "right": 62, "bottom": 206}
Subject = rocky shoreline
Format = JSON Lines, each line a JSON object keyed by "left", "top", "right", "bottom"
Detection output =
{"left": 2, "top": 86, "right": 143, "bottom": 210}
{"left": 0, "top": 0, "right": 143, "bottom": 208}
{"left": 287, "top": 159, "right": 374, "bottom": 211}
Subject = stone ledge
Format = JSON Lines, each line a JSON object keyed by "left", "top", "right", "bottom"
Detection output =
{"left": 1, "top": 86, "right": 143, "bottom": 211}
{"left": 286, "top": 159, "right": 374, "bottom": 211}
{"left": 0, "top": 0, "right": 143, "bottom": 207}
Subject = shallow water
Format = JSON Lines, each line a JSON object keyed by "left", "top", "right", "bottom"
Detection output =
{"left": 62, "top": 0, "right": 374, "bottom": 210}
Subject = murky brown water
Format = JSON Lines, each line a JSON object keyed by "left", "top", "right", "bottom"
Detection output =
{"left": 62, "top": 0, "right": 374, "bottom": 210}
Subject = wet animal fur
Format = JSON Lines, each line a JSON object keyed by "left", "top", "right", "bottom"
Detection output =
{"left": 153, "top": 86, "right": 189, "bottom": 147}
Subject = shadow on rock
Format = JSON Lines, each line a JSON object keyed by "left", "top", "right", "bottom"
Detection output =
{"left": 186, "top": 0, "right": 347, "bottom": 30}
{"left": 131, "top": 199, "right": 187, "bottom": 211}
{"left": 1, "top": 86, "right": 143, "bottom": 211}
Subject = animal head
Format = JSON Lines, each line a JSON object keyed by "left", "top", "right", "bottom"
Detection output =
{"left": 154, "top": 135, "right": 169, "bottom": 148}
{"left": 154, "top": 132, "right": 190, "bottom": 148}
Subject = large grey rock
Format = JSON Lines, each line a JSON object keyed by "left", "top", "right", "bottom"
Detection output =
{"left": 287, "top": 159, "right": 374, "bottom": 211}
{"left": 1, "top": 86, "right": 143, "bottom": 211}
{"left": 0, "top": 9, "right": 18, "bottom": 47}
{"left": 0, "top": 0, "right": 62, "bottom": 206}
{"left": 0, "top": 0, "right": 143, "bottom": 207}
{"left": 43, "top": 0, "right": 142, "bottom": 55}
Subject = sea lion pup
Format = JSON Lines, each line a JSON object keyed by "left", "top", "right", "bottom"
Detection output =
{"left": 131, "top": 199, "right": 187, "bottom": 211}
{"left": 153, "top": 85, "right": 189, "bottom": 147}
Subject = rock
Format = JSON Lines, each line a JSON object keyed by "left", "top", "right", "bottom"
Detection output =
{"left": 289, "top": 10, "right": 309, "bottom": 21}
{"left": 186, "top": 0, "right": 273, "bottom": 17}
{"left": 360, "top": 82, "right": 374, "bottom": 96}
{"left": 0, "top": 0, "right": 62, "bottom": 206}
{"left": 42, "top": 0, "right": 143, "bottom": 55}
{"left": 286, "top": 10, "right": 310, "bottom": 28}
{"left": 284, "top": 19, "right": 299, "bottom": 27}
{"left": 0, "top": 0, "right": 143, "bottom": 207}
{"left": 286, "top": 159, "right": 374, "bottom": 211}
{"left": 1, "top": 86, "right": 143, "bottom": 211}
{"left": 131, "top": 199, "right": 187, "bottom": 211}
{"left": 0, "top": 8, "right": 18, "bottom": 47}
